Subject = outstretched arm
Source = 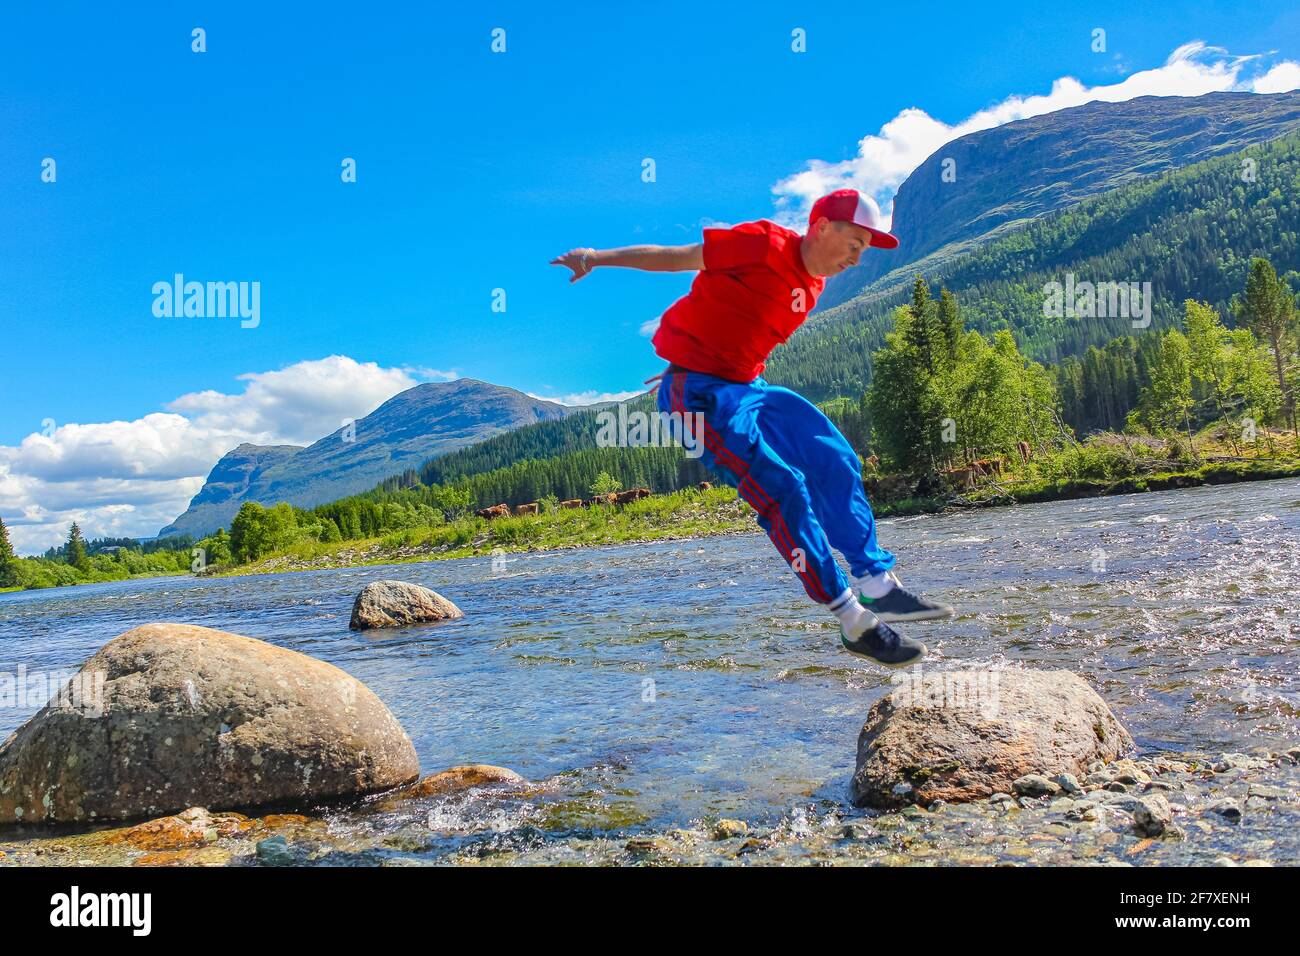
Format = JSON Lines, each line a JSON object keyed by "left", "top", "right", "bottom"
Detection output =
{"left": 550, "top": 243, "right": 704, "bottom": 283}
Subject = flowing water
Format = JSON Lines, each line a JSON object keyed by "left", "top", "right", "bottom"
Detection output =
{"left": 2, "top": 479, "right": 1298, "bottom": 865}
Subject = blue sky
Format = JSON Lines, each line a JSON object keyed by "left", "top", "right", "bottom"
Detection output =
{"left": 2, "top": 1, "right": 1298, "bottom": 551}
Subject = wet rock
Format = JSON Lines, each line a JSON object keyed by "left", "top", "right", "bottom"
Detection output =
{"left": 394, "top": 765, "right": 526, "bottom": 800}
{"left": 1065, "top": 804, "right": 1100, "bottom": 823}
{"left": 1052, "top": 773, "right": 1083, "bottom": 795}
{"left": 1133, "top": 795, "right": 1174, "bottom": 837}
{"left": 1246, "top": 784, "right": 1288, "bottom": 801}
{"left": 106, "top": 806, "right": 254, "bottom": 851}
{"left": 0, "top": 623, "right": 419, "bottom": 824}
{"left": 1014, "top": 774, "right": 1061, "bottom": 798}
{"left": 349, "top": 580, "right": 463, "bottom": 630}
{"left": 1212, "top": 753, "right": 1266, "bottom": 773}
{"left": 1100, "top": 792, "right": 1146, "bottom": 814}
{"left": 1205, "top": 798, "right": 1242, "bottom": 820}
{"left": 255, "top": 836, "right": 297, "bottom": 866}
{"left": 712, "top": 819, "right": 749, "bottom": 840}
{"left": 136, "top": 846, "right": 234, "bottom": 867}
{"left": 624, "top": 837, "right": 669, "bottom": 857}
{"left": 851, "top": 669, "right": 1133, "bottom": 808}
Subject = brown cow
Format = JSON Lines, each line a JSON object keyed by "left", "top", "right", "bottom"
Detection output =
{"left": 970, "top": 458, "right": 1004, "bottom": 477}
{"left": 559, "top": 498, "right": 583, "bottom": 509}
{"left": 514, "top": 502, "right": 539, "bottom": 516}
{"left": 946, "top": 467, "right": 976, "bottom": 490}
{"left": 865, "top": 475, "right": 911, "bottom": 499}
{"left": 475, "top": 503, "right": 511, "bottom": 520}
{"left": 585, "top": 493, "right": 618, "bottom": 507}
{"left": 698, "top": 481, "right": 713, "bottom": 491}
{"left": 613, "top": 487, "right": 651, "bottom": 505}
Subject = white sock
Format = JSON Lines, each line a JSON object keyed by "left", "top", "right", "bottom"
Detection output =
{"left": 856, "top": 570, "right": 898, "bottom": 600}
{"left": 829, "top": 588, "right": 877, "bottom": 638}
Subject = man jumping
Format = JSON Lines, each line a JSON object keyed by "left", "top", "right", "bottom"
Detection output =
{"left": 551, "top": 189, "right": 953, "bottom": 667}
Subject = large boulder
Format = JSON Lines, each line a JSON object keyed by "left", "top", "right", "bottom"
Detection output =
{"left": 0, "top": 623, "right": 419, "bottom": 825}
{"left": 851, "top": 668, "right": 1133, "bottom": 808}
{"left": 349, "top": 580, "right": 463, "bottom": 630}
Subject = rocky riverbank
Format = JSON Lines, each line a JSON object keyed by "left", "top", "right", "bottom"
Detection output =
{"left": 2, "top": 746, "right": 1295, "bottom": 866}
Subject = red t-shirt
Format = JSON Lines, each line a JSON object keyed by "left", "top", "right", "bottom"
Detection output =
{"left": 652, "top": 219, "right": 824, "bottom": 382}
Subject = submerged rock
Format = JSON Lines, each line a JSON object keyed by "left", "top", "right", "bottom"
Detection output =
{"left": 711, "top": 819, "right": 749, "bottom": 840}
{"left": 0, "top": 623, "right": 419, "bottom": 824}
{"left": 349, "top": 580, "right": 463, "bottom": 630}
{"left": 1133, "top": 794, "right": 1174, "bottom": 836}
{"left": 851, "top": 669, "right": 1133, "bottom": 808}
{"left": 106, "top": 806, "right": 255, "bottom": 851}
{"left": 394, "top": 765, "right": 526, "bottom": 800}
{"left": 1013, "top": 774, "right": 1061, "bottom": 798}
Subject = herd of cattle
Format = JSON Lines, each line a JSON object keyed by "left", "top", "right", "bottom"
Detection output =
{"left": 864, "top": 441, "right": 1033, "bottom": 497}
{"left": 474, "top": 485, "right": 662, "bottom": 520}
{"left": 473, "top": 443, "right": 1031, "bottom": 520}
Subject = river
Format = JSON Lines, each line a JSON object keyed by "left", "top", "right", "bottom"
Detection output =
{"left": 2, "top": 479, "right": 1298, "bottom": 865}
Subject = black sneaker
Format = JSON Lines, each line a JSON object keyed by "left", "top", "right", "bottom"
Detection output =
{"left": 859, "top": 580, "right": 954, "bottom": 623}
{"left": 840, "top": 616, "right": 927, "bottom": 667}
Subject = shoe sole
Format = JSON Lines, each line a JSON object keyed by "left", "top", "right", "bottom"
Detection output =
{"left": 841, "top": 640, "right": 928, "bottom": 668}
{"left": 874, "top": 606, "right": 955, "bottom": 624}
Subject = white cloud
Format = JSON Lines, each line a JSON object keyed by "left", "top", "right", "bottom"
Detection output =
{"left": 527, "top": 390, "right": 645, "bottom": 407}
{"left": 0, "top": 356, "right": 422, "bottom": 554}
{"left": 166, "top": 355, "right": 418, "bottom": 446}
{"left": 772, "top": 41, "right": 1300, "bottom": 228}
{"left": 400, "top": 366, "right": 460, "bottom": 383}
{"left": 1252, "top": 61, "right": 1300, "bottom": 93}
{"left": 639, "top": 317, "right": 661, "bottom": 337}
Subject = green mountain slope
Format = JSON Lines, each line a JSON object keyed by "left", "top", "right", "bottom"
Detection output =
{"left": 767, "top": 132, "right": 1300, "bottom": 401}
{"left": 817, "top": 89, "right": 1300, "bottom": 310}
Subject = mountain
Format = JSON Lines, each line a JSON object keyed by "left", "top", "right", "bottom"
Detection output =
{"left": 159, "top": 379, "right": 575, "bottom": 538}
{"left": 817, "top": 90, "right": 1300, "bottom": 311}
{"left": 765, "top": 97, "right": 1300, "bottom": 402}
{"left": 157, "top": 443, "right": 305, "bottom": 540}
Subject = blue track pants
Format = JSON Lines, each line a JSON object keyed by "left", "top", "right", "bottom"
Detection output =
{"left": 657, "top": 368, "right": 895, "bottom": 605}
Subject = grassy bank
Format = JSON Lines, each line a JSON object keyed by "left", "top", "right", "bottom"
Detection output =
{"left": 222, "top": 487, "right": 757, "bottom": 576}
{"left": 221, "top": 448, "right": 1300, "bottom": 579}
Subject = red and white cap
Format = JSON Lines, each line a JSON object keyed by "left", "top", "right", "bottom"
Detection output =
{"left": 808, "top": 189, "right": 898, "bottom": 249}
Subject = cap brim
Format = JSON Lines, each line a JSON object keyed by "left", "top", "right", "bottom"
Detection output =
{"left": 861, "top": 225, "right": 899, "bottom": 250}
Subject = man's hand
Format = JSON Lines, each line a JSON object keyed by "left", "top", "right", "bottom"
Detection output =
{"left": 550, "top": 243, "right": 704, "bottom": 281}
{"left": 550, "top": 248, "right": 597, "bottom": 283}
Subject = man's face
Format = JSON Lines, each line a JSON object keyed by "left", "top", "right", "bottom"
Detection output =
{"left": 806, "top": 219, "right": 873, "bottom": 276}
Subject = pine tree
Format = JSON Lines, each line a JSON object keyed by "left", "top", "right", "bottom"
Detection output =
{"left": 938, "top": 288, "right": 962, "bottom": 361}
{"left": 65, "top": 522, "right": 90, "bottom": 572}
{"left": 1235, "top": 258, "right": 1297, "bottom": 434}
{"left": 0, "top": 516, "right": 19, "bottom": 588}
